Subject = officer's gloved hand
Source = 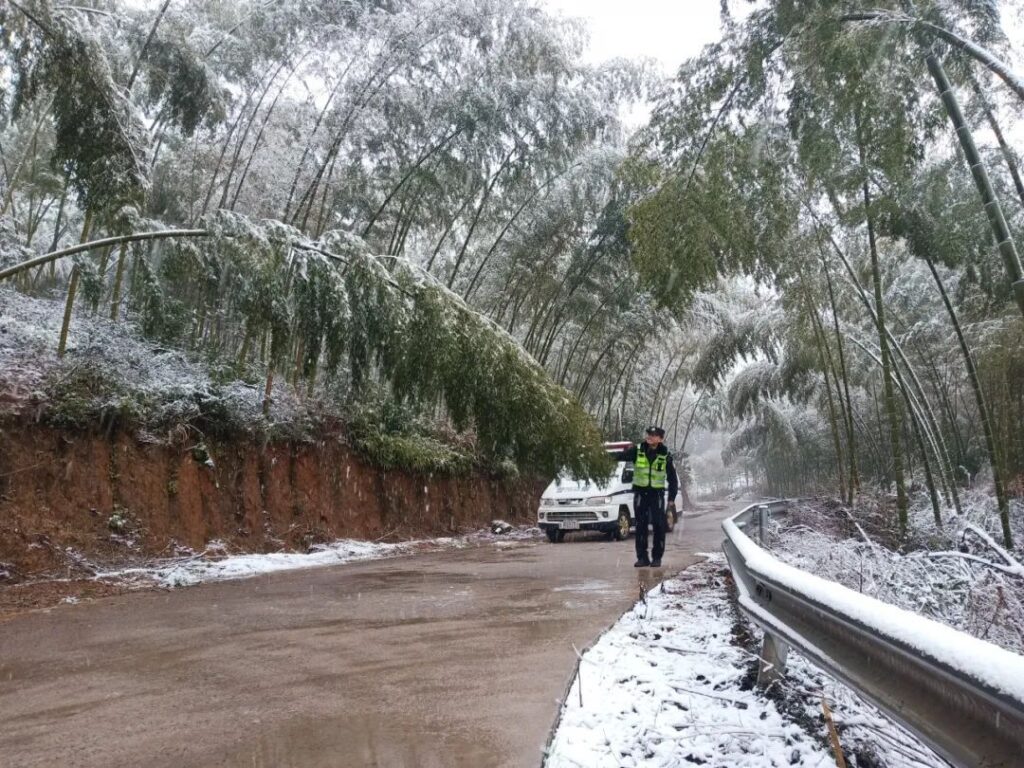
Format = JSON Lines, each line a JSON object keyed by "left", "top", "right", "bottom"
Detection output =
{"left": 667, "top": 500, "right": 676, "bottom": 514}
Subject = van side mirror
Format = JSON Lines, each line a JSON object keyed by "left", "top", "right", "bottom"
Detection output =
{"left": 622, "top": 466, "right": 634, "bottom": 483}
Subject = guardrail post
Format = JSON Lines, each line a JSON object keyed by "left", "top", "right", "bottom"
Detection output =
{"left": 757, "top": 504, "right": 770, "bottom": 544}
{"left": 757, "top": 633, "right": 788, "bottom": 687}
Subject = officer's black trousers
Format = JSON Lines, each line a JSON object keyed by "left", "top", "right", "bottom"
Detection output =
{"left": 634, "top": 490, "right": 666, "bottom": 562}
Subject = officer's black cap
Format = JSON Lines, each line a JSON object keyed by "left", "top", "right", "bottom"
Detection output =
{"left": 645, "top": 425, "right": 666, "bottom": 438}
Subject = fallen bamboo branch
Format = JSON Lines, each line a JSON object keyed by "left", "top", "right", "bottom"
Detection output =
{"left": 920, "top": 551, "right": 1024, "bottom": 579}
{"left": 962, "top": 523, "right": 1024, "bottom": 572}
{"left": 0, "top": 229, "right": 209, "bottom": 281}
{"left": 822, "top": 696, "right": 847, "bottom": 768}
{"left": 669, "top": 684, "right": 749, "bottom": 708}
{"left": 843, "top": 508, "right": 881, "bottom": 555}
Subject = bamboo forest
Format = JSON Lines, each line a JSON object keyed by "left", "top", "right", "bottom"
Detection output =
{"left": 2, "top": 0, "right": 1023, "bottom": 538}
{"left": 3, "top": 1, "right": 1024, "bottom": 766}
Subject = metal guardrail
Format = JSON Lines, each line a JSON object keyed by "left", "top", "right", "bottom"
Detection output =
{"left": 722, "top": 500, "right": 1024, "bottom": 768}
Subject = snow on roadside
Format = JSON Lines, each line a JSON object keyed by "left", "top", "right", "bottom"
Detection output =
{"left": 545, "top": 555, "right": 944, "bottom": 768}
{"left": 96, "top": 539, "right": 415, "bottom": 587}
{"left": 95, "top": 524, "right": 541, "bottom": 588}
{"left": 546, "top": 555, "right": 832, "bottom": 768}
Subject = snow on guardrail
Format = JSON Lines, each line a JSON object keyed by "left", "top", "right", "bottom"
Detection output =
{"left": 723, "top": 514, "right": 1024, "bottom": 702}
{"left": 722, "top": 501, "right": 1024, "bottom": 768}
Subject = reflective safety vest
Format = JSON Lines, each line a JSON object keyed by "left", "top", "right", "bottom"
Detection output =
{"left": 633, "top": 444, "right": 667, "bottom": 489}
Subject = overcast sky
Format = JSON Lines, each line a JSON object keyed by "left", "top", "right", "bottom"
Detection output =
{"left": 539, "top": 0, "right": 727, "bottom": 75}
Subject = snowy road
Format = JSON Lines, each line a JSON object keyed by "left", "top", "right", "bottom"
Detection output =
{"left": 0, "top": 504, "right": 741, "bottom": 768}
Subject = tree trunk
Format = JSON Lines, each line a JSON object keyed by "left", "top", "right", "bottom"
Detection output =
{"left": 807, "top": 296, "right": 849, "bottom": 501}
{"left": 126, "top": 0, "right": 172, "bottom": 93}
{"left": 262, "top": 367, "right": 274, "bottom": 416}
{"left": 109, "top": 243, "right": 129, "bottom": 321}
{"left": 462, "top": 164, "right": 578, "bottom": 301}
{"left": 218, "top": 58, "right": 290, "bottom": 210}
{"left": 361, "top": 126, "right": 463, "bottom": 238}
{"left": 0, "top": 101, "right": 51, "bottom": 219}
{"left": 813, "top": 203, "right": 962, "bottom": 514}
{"left": 0, "top": 228, "right": 208, "bottom": 282}
{"left": 849, "top": 335, "right": 944, "bottom": 525}
{"left": 280, "top": 43, "right": 365, "bottom": 221}
{"left": 446, "top": 146, "right": 519, "bottom": 289}
{"left": 842, "top": 13, "right": 1024, "bottom": 105}
{"left": 229, "top": 53, "right": 311, "bottom": 211}
{"left": 822, "top": 253, "right": 860, "bottom": 500}
{"left": 198, "top": 74, "right": 265, "bottom": 220}
{"left": 426, "top": 185, "right": 480, "bottom": 273}
{"left": 557, "top": 293, "right": 616, "bottom": 384}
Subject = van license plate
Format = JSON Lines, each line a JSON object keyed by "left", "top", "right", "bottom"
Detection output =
{"left": 560, "top": 520, "right": 580, "bottom": 530}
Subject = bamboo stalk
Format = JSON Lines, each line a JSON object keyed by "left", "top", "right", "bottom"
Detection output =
{"left": 857, "top": 119, "right": 909, "bottom": 531}
{"left": 57, "top": 265, "right": 80, "bottom": 357}
{"left": 927, "top": 54, "right": 1024, "bottom": 320}
{"left": 926, "top": 257, "right": 1013, "bottom": 547}
{"left": 0, "top": 229, "right": 208, "bottom": 282}
{"left": 109, "top": 243, "right": 128, "bottom": 321}
{"left": 262, "top": 367, "right": 274, "bottom": 416}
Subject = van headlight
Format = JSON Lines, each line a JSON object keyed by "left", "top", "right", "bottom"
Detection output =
{"left": 541, "top": 498, "right": 557, "bottom": 507}
{"left": 586, "top": 495, "right": 612, "bottom": 505}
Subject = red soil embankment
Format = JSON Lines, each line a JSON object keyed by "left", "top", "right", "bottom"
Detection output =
{"left": 0, "top": 421, "right": 543, "bottom": 582}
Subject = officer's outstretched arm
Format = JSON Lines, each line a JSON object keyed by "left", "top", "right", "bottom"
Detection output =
{"left": 614, "top": 445, "right": 637, "bottom": 463}
{"left": 666, "top": 453, "right": 679, "bottom": 500}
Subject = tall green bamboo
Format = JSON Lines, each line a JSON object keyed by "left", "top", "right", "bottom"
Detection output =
{"left": 925, "top": 257, "right": 1013, "bottom": 547}
{"left": 859, "top": 128, "right": 909, "bottom": 533}
{"left": 927, "top": 54, "right": 1024, "bottom": 320}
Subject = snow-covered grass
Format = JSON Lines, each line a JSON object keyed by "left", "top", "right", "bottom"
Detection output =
{"left": 94, "top": 523, "right": 541, "bottom": 589}
{"left": 545, "top": 556, "right": 944, "bottom": 768}
{"left": 767, "top": 493, "right": 1024, "bottom": 654}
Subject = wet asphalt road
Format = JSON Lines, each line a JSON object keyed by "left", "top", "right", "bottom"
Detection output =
{"left": 0, "top": 504, "right": 740, "bottom": 768}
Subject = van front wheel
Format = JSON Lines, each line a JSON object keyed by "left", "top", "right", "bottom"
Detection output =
{"left": 613, "top": 508, "right": 631, "bottom": 541}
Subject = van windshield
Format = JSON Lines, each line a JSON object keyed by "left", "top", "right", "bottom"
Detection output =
{"left": 552, "top": 462, "right": 625, "bottom": 489}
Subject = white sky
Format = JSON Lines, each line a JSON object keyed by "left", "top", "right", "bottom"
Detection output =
{"left": 539, "top": 0, "right": 727, "bottom": 75}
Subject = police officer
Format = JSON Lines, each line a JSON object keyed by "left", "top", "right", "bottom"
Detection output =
{"left": 617, "top": 426, "right": 679, "bottom": 568}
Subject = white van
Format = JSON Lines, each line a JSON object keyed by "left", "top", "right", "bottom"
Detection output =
{"left": 537, "top": 441, "right": 682, "bottom": 543}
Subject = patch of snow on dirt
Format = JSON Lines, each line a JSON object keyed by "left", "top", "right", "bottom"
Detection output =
{"left": 98, "top": 539, "right": 414, "bottom": 587}
{"left": 545, "top": 556, "right": 944, "bottom": 768}
{"left": 95, "top": 524, "right": 543, "bottom": 588}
